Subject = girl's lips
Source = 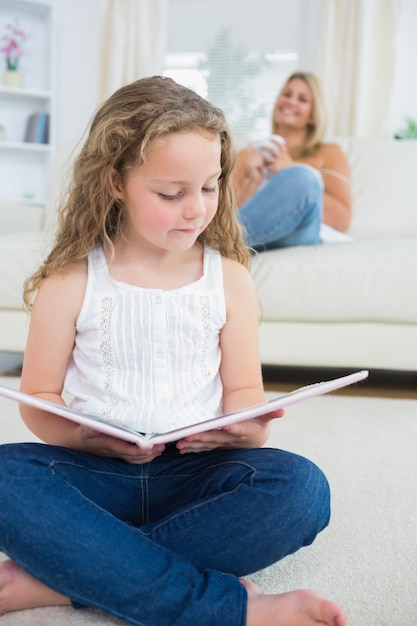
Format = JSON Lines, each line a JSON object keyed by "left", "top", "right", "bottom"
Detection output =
{"left": 176, "top": 227, "right": 200, "bottom": 235}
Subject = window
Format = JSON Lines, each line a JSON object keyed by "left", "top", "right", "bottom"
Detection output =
{"left": 164, "top": 0, "right": 305, "bottom": 144}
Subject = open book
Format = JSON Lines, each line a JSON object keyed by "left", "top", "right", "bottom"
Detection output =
{"left": 0, "top": 370, "right": 368, "bottom": 450}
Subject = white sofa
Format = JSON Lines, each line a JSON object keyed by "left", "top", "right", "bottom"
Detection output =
{"left": 1, "top": 138, "right": 416, "bottom": 372}
{"left": 252, "top": 138, "right": 417, "bottom": 372}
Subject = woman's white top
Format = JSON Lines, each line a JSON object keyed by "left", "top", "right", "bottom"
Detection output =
{"left": 64, "top": 245, "right": 226, "bottom": 434}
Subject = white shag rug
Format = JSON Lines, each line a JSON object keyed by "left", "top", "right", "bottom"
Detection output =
{"left": 1, "top": 376, "right": 416, "bottom": 625}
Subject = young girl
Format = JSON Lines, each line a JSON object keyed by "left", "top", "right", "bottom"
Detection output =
{"left": 233, "top": 71, "right": 352, "bottom": 250}
{"left": 0, "top": 76, "right": 346, "bottom": 626}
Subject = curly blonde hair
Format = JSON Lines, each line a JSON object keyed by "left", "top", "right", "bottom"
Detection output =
{"left": 24, "top": 76, "right": 250, "bottom": 309}
{"left": 271, "top": 71, "right": 327, "bottom": 158}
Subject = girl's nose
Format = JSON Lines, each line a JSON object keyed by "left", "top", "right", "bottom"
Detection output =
{"left": 183, "top": 194, "right": 206, "bottom": 219}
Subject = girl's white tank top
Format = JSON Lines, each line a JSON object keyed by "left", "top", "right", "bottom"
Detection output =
{"left": 64, "top": 245, "right": 226, "bottom": 435}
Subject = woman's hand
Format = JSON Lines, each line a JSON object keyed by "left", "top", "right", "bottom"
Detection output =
{"left": 262, "top": 138, "right": 294, "bottom": 174}
{"left": 232, "top": 147, "right": 265, "bottom": 206}
{"left": 75, "top": 426, "right": 165, "bottom": 463}
{"left": 175, "top": 408, "right": 284, "bottom": 454}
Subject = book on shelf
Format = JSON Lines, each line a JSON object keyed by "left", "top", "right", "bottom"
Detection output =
{"left": 24, "top": 112, "right": 49, "bottom": 144}
{"left": 0, "top": 370, "right": 369, "bottom": 450}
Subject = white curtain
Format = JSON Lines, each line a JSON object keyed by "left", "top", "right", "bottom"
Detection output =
{"left": 313, "top": 0, "right": 401, "bottom": 137}
{"left": 99, "top": 0, "right": 168, "bottom": 103}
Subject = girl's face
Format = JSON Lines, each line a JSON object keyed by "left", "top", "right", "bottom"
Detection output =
{"left": 115, "top": 130, "right": 221, "bottom": 253}
{"left": 273, "top": 78, "right": 314, "bottom": 130}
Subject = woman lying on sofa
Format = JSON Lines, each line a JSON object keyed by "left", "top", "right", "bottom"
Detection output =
{"left": 233, "top": 71, "right": 352, "bottom": 250}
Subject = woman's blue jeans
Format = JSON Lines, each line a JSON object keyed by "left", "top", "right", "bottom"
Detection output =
{"left": 0, "top": 442, "right": 330, "bottom": 625}
{"left": 237, "top": 165, "right": 323, "bottom": 250}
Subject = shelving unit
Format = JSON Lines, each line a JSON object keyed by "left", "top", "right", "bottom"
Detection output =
{"left": 0, "top": 0, "right": 54, "bottom": 207}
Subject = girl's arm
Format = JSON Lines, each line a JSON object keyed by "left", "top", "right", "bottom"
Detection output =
{"left": 19, "top": 263, "right": 86, "bottom": 444}
{"left": 219, "top": 258, "right": 267, "bottom": 414}
{"left": 320, "top": 143, "right": 352, "bottom": 232}
{"left": 20, "top": 265, "right": 163, "bottom": 463}
{"left": 176, "top": 258, "right": 283, "bottom": 454}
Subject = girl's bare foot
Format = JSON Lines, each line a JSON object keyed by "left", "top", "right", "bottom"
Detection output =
{"left": 241, "top": 579, "right": 347, "bottom": 626}
{"left": 0, "top": 559, "right": 347, "bottom": 625}
{"left": 0, "top": 559, "right": 70, "bottom": 615}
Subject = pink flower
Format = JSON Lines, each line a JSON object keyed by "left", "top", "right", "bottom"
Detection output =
{"left": 1, "top": 22, "right": 28, "bottom": 71}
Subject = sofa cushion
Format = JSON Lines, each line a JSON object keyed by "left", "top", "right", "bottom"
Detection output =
{"left": 250, "top": 238, "right": 417, "bottom": 323}
{"left": 341, "top": 138, "right": 417, "bottom": 239}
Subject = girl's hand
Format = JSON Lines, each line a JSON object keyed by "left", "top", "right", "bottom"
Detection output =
{"left": 76, "top": 426, "right": 165, "bottom": 463}
{"left": 175, "top": 408, "right": 284, "bottom": 454}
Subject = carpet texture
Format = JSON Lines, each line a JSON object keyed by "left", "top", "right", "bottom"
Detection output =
{"left": 0, "top": 376, "right": 416, "bottom": 625}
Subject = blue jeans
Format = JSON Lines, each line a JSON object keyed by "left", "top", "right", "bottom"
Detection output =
{"left": 237, "top": 165, "right": 323, "bottom": 250}
{"left": 0, "top": 442, "right": 330, "bottom": 625}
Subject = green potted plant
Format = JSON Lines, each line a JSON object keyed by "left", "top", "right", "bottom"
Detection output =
{"left": 394, "top": 116, "right": 417, "bottom": 140}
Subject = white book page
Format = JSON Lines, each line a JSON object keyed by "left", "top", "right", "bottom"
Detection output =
{"left": 0, "top": 370, "right": 369, "bottom": 450}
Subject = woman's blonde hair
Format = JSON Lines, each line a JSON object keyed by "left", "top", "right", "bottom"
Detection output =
{"left": 271, "top": 71, "right": 327, "bottom": 157}
{"left": 24, "top": 76, "right": 249, "bottom": 309}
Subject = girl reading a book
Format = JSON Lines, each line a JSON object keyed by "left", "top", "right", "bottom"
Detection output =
{"left": 0, "top": 77, "right": 346, "bottom": 626}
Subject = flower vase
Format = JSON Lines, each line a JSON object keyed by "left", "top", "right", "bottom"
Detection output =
{"left": 3, "top": 69, "right": 23, "bottom": 88}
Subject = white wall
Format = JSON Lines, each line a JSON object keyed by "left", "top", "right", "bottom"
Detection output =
{"left": 52, "top": 0, "right": 106, "bottom": 150}
{"left": 386, "top": 0, "right": 417, "bottom": 137}
{"left": 166, "top": 0, "right": 302, "bottom": 52}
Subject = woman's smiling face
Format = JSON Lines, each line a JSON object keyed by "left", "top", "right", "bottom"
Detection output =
{"left": 274, "top": 78, "right": 314, "bottom": 130}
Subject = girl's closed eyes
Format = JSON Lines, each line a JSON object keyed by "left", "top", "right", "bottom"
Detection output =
{"left": 158, "top": 185, "right": 218, "bottom": 201}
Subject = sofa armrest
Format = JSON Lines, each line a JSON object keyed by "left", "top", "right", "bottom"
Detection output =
{"left": 0, "top": 202, "right": 45, "bottom": 233}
